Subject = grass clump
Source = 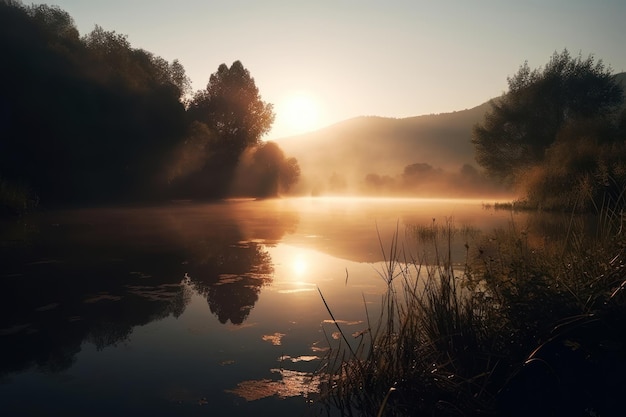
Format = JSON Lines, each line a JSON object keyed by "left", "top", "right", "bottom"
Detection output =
{"left": 317, "top": 211, "right": 626, "bottom": 416}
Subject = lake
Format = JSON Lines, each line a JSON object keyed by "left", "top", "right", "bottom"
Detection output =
{"left": 0, "top": 197, "right": 524, "bottom": 416}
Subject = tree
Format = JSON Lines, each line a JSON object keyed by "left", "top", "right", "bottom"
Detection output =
{"left": 472, "top": 50, "right": 623, "bottom": 182}
{"left": 0, "top": 2, "right": 188, "bottom": 204}
{"left": 231, "top": 141, "right": 300, "bottom": 197}
{"left": 188, "top": 61, "right": 275, "bottom": 164}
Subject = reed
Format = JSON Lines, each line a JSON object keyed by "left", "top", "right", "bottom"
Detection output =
{"left": 317, "top": 209, "right": 626, "bottom": 416}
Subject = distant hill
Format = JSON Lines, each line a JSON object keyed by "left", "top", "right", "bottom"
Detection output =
{"left": 275, "top": 72, "right": 626, "bottom": 196}
{"left": 274, "top": 102, "right": 491, "bottom": 195}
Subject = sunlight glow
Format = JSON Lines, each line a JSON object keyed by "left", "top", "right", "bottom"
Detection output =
{"left": 292, "top": 255, "right": 308, "bottom": 277}
{"left": 278, "top": 93, "right": 320, "bottom": 135}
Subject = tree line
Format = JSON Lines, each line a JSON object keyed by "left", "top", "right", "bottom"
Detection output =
{"left": 3, "top": 1, "right": 624, "bottom": 214}
{"left": 473, "top": 50, "right": 626, "bottom": 210}
{"left": 0, "top": 1, "right": 299, "bottom": 214}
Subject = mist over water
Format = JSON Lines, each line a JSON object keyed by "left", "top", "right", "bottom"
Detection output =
{"left": 0, "top": 197, "right": 523, "bottom": 416}
{"left": 273, "top": 112, "right": 514, "bottom": 200}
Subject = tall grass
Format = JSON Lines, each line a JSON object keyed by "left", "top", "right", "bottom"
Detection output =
{"left": 317, "top": 210, "right": 626, "bottom": 416}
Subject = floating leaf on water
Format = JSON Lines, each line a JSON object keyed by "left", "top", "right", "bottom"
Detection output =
{"left": 262, "top": 332, "right": 286, "bottom": 346}
{"left": 279, "top": 355, "right": 319, "bottom": 362}
{"left": 322, "top": 319, "right": 363, "bottom": 326}
{"left": 291, "top": 355, "right": 319, "bottom": 362}
{"left": 352, "top": 328, "right": 370, "bottom": 338}
{"left": 225, "top": 378, "right": 276, "bottom": 401}
{"left": 311, "top": 343, "right": 329, "bottom": 353}
{"left": 226, "top": 369, "right": 321, "bottom": 401}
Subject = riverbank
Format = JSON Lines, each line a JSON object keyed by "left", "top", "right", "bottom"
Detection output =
{"left": 318, "top": 212, "right": 626, "bottom": 416}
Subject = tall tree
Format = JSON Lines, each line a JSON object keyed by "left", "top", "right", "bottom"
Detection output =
{"left": 472, "top": 50, "right": 623, "bottom": 182}
{"left": 188, "top": 61, "right": 275, "bottom": 164}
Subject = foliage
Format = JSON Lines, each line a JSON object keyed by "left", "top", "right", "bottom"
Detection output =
{"left": 231, "top": 141, "right": 300, "bottom": 197}
{"left": 361, "top": 162, "right": 508, "bottom": 198}
{"left": 82, "top": 25, "right": 191, "bottom": 98}
{"left": 0, "top": 2, "right": 292, "bottom": 204}
{"left": 171, "top": 61, "right": 278, "bottom": 198}
{"left": 165, "top": 121, "right": 217, "bottom": 184}
{"left": 187, "top": 61, "right": 275, "bottom": 164}
{"left": 319, "top": 212, "right": 626, "bottom": 416}
{"left": 518, "top": 130, "right": 626, "bottom": 211}
{"left": 472, "top": 50, "right": 624, "bottom": 195}
{"left": 0, "top": 1, "right": 189, "bottom": 204}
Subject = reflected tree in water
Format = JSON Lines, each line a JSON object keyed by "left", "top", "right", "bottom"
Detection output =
{"left": 0, "top": 202, "right": 298, "bottom": 376}
{"left": 189, "top": 242, "right": 274, "bottom": 325}
{"left": 0, "top": 274, "right": 193, "bottom": 376}
{"left": 165, "top": 202, "right": 298, "bottom": 324}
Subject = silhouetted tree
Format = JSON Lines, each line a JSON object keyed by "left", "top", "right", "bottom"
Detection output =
{"left": 178, "top": 61, "right": 275, "bottom": 198}
{"left": 472, "top": 50, "right": 623, "bottom": 183}
{"left": 281, "top": 156, "right": 301, "bottom": 192}
{"left": 231, "top": 141, "right": 300, "bottom": 197}
{"left": 166, "top": 122, "right": 216, "bottom": 183}
{"left": 363, "top": 173, "right": 396, "bottom": 194}
{"left": 403, "top": 162, "right": 436, "bottom": 178}
{"left": 0, "top": 2, "right": 188, "bottom": 204}
{"left": 188, "top": 61, "right": 274, "bottom": 164}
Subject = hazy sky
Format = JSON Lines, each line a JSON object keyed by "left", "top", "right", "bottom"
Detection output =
{"left": 48, "top": 0, "right": 626, "bottom": 139}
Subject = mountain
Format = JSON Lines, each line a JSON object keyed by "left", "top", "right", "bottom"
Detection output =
{"left": 275, "top": 72, "right": 626, "bottom": 196}
{"left": 274, "top": 101, "right": 492, "bottom": 195}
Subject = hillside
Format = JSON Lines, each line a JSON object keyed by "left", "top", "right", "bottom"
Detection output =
{"left": 274, "top": 101, "right": 492, "bottom": 195}
{"left": 275, "top": 72, "right": 626, "bottom": 196}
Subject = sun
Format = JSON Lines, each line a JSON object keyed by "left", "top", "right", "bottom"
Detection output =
{"left": 279, "top": 93, "right": 320, "bottom": 135}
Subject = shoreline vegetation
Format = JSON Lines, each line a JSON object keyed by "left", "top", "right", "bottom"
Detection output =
{"left": 0, "top": 2, "right": 300, "bottom": 216}
{"left": 316, "top": 202, "right": 626, "bottom": 416}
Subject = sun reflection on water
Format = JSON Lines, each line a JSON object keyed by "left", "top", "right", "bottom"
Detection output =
{"left": 292, "top": 255, "right": 308, "bottom": 277}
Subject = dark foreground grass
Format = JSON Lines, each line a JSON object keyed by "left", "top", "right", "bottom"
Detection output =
{"left": 316, "top": 212, "right": 626, "bottom": 416}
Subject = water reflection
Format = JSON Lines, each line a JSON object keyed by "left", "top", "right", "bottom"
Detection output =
{"left": 1, "top": 197, "right": 536, "bottom": 415}
{"left": 191, "top": 242, "right": 274, "bottom": 324}
{"left": 0, "top": 200, "right": 299, "bottom": 378}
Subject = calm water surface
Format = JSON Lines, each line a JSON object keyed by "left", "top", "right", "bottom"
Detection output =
{"left": 0, "top": 197, "right": 522, "bottom": 416}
